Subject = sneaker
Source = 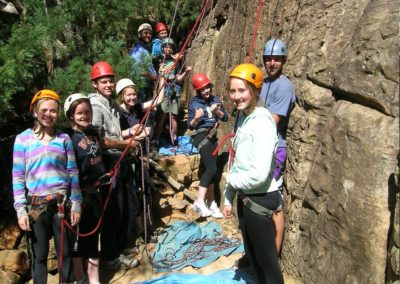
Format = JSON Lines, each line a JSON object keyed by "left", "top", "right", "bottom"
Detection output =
{"left": 209, "top": 201, "right": 223, "bottom": 218}
{"left": 192, "top": 201, "right": 212, "bottom": 217}
{"left": 119, "top": 254, "right": 140, "bottom": 269}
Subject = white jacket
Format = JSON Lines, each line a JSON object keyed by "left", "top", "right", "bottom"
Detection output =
{"left": 224, "top": 107, "right": 278, "bottom": 206}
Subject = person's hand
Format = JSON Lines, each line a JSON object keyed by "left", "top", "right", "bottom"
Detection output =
{"left": 18, "top": 216, "right": 31, "bottom": 231}
{"left": 222, "top": 172, "right": 229, "bottom": 181}
{"left": 210, "top": 103, "right": 221, "bottom": 114}
{"left": 70, "top": 211, "right": 80, "bottom": 226}
{"left": 131, "top": 124, "right": 143, "bottom": 136}
{"left": 223, "top": 205, "right": 233, "bottom": 219}
{"left": 194, "top": 108, "right": 204, "bottom": 119}
{"left": 186, "top": 66, "right": 193, "bottom": 72}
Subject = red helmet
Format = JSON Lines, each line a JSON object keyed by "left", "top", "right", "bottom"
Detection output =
{"left": 90, "top": 61, "right": 115, "bottom": 80}
{"left": 155, "top": 22, "right": 168, "bottom": 34}
{"left": 191, "top": 73, "right": 211, "bottom": 90}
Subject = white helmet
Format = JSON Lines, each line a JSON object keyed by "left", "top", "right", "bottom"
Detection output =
{"left": 138, "top": 23, "right": 152, "bottom": 36}
{"left": 64, "top": 93, "right": 89, "bottom": 118}
{"left": 116, "top": 78, "right": 136, "bottom": 95}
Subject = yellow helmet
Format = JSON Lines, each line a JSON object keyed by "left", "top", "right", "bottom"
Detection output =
{"left": 30, "top": 89, "right": 60, "bottom": 112}
{"left": 229, "top": 63, "right": 263, "bottom": 89}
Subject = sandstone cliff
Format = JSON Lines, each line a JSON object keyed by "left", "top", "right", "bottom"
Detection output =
{"left": 184, "top": 0, "right": 399, "bottom": 283}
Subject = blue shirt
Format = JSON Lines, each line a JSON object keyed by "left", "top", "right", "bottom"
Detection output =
{"left": 258, "top": 75, "right": 296, "bottom": 147}
{"left": 129, "top": 41, "right": 157, "bottom": 76}
{"left": 188, "top": 95, "right": 228, "bottom": 130}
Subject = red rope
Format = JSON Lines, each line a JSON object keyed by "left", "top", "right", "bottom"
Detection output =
{"left": 61, "top": 0, "right": 212, "bottom": 238}
{"left": 247, "top": 0, "right": 263, "bottom": 62}
{"left": 58, "top": 205, "right": 65, "bottom": 284}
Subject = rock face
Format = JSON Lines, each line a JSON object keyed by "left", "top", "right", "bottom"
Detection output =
{"left": 184, "top": 0, "right": 399, "bottom": 283}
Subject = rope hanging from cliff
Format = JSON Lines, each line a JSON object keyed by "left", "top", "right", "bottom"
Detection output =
{"left": 248, "top": 0, "right": 263, "bottom": 62}
{"left": 213, "top": 1, "right": 264, "bottom": 168}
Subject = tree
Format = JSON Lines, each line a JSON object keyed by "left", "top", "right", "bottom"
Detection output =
{"left": 0, "top": 0, "right": 200, "bottom": 136}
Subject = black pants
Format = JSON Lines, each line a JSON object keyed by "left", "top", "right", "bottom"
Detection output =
{"left": 193, "top": 132, "right": 218, "bottom": 188}
{"left": 238, "top": 191, "right": 284, "bottom": 284}
{"left": 30, "top": 203, "right": 74, "bottom": 283}
{"left": 100, "top": 155, "right": 139, "bottom": 261}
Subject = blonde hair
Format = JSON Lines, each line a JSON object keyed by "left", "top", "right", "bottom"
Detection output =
{"left": 118, "top": 85, "right": 138, "bottom": 104}
{"left": 31, "top": 98, "right": 60, "bottom": 139}
{"left": 227, "top": 77, "right": 261, "bottom": 113}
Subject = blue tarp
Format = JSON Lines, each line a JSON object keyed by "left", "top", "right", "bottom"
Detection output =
{"left": 133, "top": 269, "right": 256, "bottom": 284}
{"left": 159, "top": 135, "right": 199, "bottom": 156}
{"left": 152, "top": 221, "right": 244, "bottom": 272}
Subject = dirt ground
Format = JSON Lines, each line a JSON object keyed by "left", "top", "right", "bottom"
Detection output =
{"left": 98, "top": 201, "right": 301, "bottom": 284}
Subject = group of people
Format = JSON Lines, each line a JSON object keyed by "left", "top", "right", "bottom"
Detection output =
{"left": 12, "top": 24, "right": 295, "bottom": 284}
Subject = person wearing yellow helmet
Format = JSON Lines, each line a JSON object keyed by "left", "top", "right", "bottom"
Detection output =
{"left": 223, "top": 63, "right": 284, "bottom": 284}
{"left": 12, "top": 89, "right": 82, "bottom": 283}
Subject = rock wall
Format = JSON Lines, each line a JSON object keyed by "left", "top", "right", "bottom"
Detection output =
{"left": 184, "top": 0, "right": 399, "bottom": 283}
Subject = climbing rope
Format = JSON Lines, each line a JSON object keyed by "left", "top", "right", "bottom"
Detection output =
{"left": 248, "top": 0, "right": 263, "bottom": 62}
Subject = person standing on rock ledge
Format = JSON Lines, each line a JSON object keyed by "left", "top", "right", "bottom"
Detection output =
{"left": 259, "top": 38, "right": 296, "bottom": 256}
{"left": 12, "top": 89, "right": 82, "bottom": 283}
{"left": 223, "top": 63, "right": 284, "bottom": 284}
{"left": 188, "top": 73, "right": 228, "bottom": 218}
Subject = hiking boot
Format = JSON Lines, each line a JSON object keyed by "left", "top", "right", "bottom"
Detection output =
{"left": 192, "top": 201, "right": 212, "bottom": 217}
{"left": 122, "top": 247, "right": 140, "bottom": 258}
{"left": 119, "top": 254, "right": 140, "bottom": 269}
{"left": 101, "top": 258, "right": 120, "bottom": 270}
{"left": 236, "top": 254, "right": 251, "bottom": 269}
{"left": 209, "top": 201, "right": 223, "bottom": 219}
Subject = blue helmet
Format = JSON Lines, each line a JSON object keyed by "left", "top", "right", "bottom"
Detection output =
{"left": 263, "top": 38, "right": 287, "bottom": 56}
{"left": 161, "top": 37, "right": 175, "bottom": 48}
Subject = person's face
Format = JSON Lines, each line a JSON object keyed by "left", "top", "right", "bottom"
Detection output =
{"left": 198, "top": 84, "right": 212, "bottom": 100}
{"left": 158, "top": 30, "right": 168, "bottom": 39}
{"left": 72, "top": 101, "right": 92, "bottom": 131}
{"left": 263, "top": 55, "right": 286, "bottom": 78}
{"left": 35, "top": 99, "right": 59, "bottom": 129}
{"left": 229, "top": 78, "right": 253, "bottom": 113}
{"left": 92, "top": 76, "right": 115, "bottom": 98}
{"left": 163, "top": 44, "right": 174, "bottom": 56}
{"left": 122, "top": 86, "right": 138, "bottom": 107}
{"left": 140, "top": 29, "right": 153, "bottom": 43}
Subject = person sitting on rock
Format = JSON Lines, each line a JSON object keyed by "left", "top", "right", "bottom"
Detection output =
{"left": 188, "top": 73, "right": 228, "bottom": 218}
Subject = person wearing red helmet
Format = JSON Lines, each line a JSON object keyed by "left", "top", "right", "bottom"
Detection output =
{"left": 88, "top": 61, "right": 141, "bottom": 270}
{"left": 223, "top": 63, "right": 283, "bottom": 284}
{"left": 152, "top": 21, "right": 169, "bottom": 58}
{"left": 188, "top": 73, "right": 228, "bottom": 218}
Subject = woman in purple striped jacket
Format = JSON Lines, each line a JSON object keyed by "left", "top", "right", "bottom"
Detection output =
{"left": 12, "top": 89, "right": 82, "bottom": 283}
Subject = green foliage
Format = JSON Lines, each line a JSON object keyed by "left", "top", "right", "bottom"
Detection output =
{"left": 0, "top": 0, "right": 200, "bottom": 133}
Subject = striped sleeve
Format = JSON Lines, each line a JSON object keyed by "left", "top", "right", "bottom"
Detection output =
{"left": 12, "top": 134, "right": 28, "bottom": 218}
{"left": 63, "top": 134, "right": 82, "bottom": 212}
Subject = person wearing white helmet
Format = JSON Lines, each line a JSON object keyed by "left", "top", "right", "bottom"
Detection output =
{"left": 129, "top": 22, "right": 158, "bottom": 102}
{"left": 64, "top": 93, "right": 106, "bottom": 284}
{"left": 259, "top": 38, "right": 296, "bottom": 257}
{"left": 115, "top": 78, "right": 164, "bottom": 140}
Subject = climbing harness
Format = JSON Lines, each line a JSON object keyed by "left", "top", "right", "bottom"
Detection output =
{"left": 191, "top": 122, "right": 219, "bottom": 151}
{"left": 237, "top": 189, "right": 275, "bottom": 218}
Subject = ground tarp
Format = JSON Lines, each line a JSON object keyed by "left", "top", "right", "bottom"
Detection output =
{"left": 133, "top": 269, "right": 256, "bottom": 284}
{"left": 152, "top": 221, "right": 244, "bottom": 272}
